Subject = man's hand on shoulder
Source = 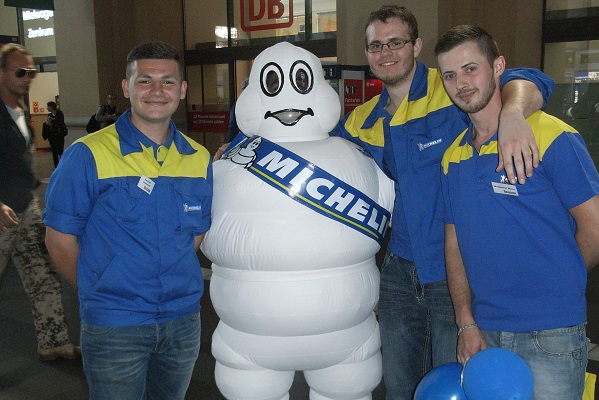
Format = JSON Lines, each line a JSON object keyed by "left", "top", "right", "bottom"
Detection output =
{"left": 496, "top": 106, "right": 540, "bottom": 184}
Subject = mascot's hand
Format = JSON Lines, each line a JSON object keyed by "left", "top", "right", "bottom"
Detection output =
{"left": 214, "top": 143, "right": 230, "bottom": 162}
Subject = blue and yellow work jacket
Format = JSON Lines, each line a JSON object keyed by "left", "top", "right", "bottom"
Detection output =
{"left": 330, "top": 61, "right": 553, "bottom": 284}
{"left": 43, "top": 110, "right": 212, "bottom": 327}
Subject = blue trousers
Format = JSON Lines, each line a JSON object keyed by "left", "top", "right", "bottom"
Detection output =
{"left": 378, "top": 251, "right": 457, "bottom": 400}
{"left": 81, "top": 313, "right": 201, "bottom": 400}
{"left": 483, "top": 324, "right": 588, "bottom": 400}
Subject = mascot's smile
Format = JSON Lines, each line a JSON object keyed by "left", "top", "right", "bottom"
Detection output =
{"left": 264, "top": 108, "right": 314, "bottom": 126}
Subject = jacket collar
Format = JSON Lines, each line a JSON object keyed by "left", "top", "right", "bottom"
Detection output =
{"left": 115, "top": 109, "right": 196, "bottom": 157}
{"left": 361, "top": 61, "right": 430, "bottom": 129}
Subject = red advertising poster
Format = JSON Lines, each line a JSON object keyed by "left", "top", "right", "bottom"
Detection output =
{"left": 343, "top": 79, "right": 363, "bottom": 115}
{"left": 365, "top": 79, "right": 383, "bottom": 102}
{"left": 188, "top": 111, "right": 230, "bottom": 133}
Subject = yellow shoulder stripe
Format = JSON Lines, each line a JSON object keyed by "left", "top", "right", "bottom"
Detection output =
{"left": 78, "top": 126, "right": 209, "bottom": 179}
{"left": 343, "top": 95, "right": 386, "bottom": 147}
{"left": 442, "top": 129, "right": 471, "bottom": 174}
{"left": 527, "top": 112, "right": 578, "bottom": 161}
{"left": 441, "top": 111, "right": 579, "bottom": 174}
{"left": 392, "top": 69, "right": 454, "bottom": 125}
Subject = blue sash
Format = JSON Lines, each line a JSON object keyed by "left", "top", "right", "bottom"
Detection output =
{"left": 223, "top": 135, "right": 390, "bottom": 244}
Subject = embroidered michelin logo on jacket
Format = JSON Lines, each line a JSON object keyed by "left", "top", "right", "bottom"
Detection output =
{"left": 417, "top": 138, "right": 443, "bottom": 151}
{"left": 183, "top": 203, "right": 202, "bottom": 212}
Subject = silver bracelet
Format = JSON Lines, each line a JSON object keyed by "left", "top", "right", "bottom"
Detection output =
{"left": 457, "top": 323, "right": 478, "bottom": 336}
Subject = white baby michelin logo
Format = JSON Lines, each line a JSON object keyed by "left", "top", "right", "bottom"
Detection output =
{"left": 225, "top": 137, "right": 262, "bottom": 169}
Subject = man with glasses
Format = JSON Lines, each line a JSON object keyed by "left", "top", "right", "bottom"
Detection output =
{"left": 95, "top": 93, "right": 121, "bottom": 129}
{"left": 330, "top": 5, "right": 554, "bottom": 399}
{"left": 0, "top": 43, "right": 80, "bottom": 361}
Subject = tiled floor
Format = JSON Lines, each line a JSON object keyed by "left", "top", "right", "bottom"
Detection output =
{"left": 0, "top": 150, "right": 596, "bottom": 399}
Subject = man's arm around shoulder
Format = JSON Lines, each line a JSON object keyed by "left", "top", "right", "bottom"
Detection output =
{"left": 497, "top": 68, "right": 555, "bottom": 184}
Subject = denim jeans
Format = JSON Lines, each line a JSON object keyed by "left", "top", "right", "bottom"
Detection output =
{"left": 378, "top": 251, "right": 457, "bottom": 400}
{"left": 81, "top": 313, "right": 201, "bottom": 400}
{"left": 483, "top": 324, "right": 587, "bottom": 400}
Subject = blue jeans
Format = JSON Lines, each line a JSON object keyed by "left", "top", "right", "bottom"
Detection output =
{"left": 378, "top": 251, "right": 457, "bottom": 400}
{"left": 81, "top": 313, "right": 201, "bottom": 400}
{"left": 483, "top": 324, "right": 587, "bottom": 400}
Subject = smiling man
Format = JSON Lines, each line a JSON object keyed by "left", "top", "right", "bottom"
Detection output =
{"left": 436, "top": 25, "right": 599, "bottom": 400}
{"left": 42, "top": 42, "right": 213, "bottom": 400}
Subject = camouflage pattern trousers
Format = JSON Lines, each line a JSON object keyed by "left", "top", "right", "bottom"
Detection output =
{"left": 0, "top": 196, "right": 70, "bottom": 349}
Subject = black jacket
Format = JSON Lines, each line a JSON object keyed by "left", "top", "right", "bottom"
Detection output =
{"left": 0, "top": 98, "right": 40, "bottom": 213}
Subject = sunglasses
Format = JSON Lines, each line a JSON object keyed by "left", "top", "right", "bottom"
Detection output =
{"left": 14, "top": 68, "right": 37, "bottom": 79}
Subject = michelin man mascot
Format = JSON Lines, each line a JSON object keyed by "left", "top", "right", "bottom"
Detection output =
{"left": 201, "top": 42, "right": 394, "bottom": 400}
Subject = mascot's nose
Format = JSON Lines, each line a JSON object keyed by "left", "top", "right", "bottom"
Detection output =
{"left": 264, "top": 108, "right": 314, "bottom": 126}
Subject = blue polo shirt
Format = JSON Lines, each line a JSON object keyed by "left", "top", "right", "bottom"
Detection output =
{"left": 330, "top": 62, "right": 554, "bottom": 283}
{"left": 441, "top": 111, "right": 599, "bottom": 331}
{"left": 43, "top": 110, "right": 213, "bottom": 327}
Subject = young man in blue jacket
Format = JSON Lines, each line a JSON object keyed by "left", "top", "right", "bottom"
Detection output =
{"left": 437, "top": 24, "right": 599, "bottom": 400}
{"left": 44, "top": 41, "right": 213, "bottom": 400}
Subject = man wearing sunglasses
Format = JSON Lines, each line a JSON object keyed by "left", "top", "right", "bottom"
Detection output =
{"left": 0, "top": 43, "right": 80, "bottom": 361}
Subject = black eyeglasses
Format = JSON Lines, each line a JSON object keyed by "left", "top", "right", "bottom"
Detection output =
{"left": 366, "top": 39, "right": 415, "bottom": 53}
{"left": 14, "top": 68, "right": 37, "bottom": 79}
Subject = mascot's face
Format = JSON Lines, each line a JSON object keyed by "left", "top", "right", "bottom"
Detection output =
{"left": 235, "top": 42, "right": 341, "bottom": 142}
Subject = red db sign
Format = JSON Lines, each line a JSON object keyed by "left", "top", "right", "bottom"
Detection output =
{"left": 240, "top": 0, "right": 293, "bottom": 31}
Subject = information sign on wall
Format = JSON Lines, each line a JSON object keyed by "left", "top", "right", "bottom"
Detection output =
{"left": 343, "top": 79, "right": 363, "bottom": 115}
{"left": 188, "top": 111, "right": 230, "bottom": 133}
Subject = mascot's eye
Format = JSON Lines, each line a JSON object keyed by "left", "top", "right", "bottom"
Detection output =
{"left": 260, "top": 62, "right": 283, "bottom": 97}
{"left": 289, "top": 60, "right": 313, "bottom": 94}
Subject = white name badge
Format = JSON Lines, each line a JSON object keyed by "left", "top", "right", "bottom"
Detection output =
{"left": 137, "top": 175, "right": 155, "bottom": 195}
{"left": 492, "top": 182, "right": 518, "bottom": 196}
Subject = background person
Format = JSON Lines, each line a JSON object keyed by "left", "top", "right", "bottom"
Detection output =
{"left": 329, "top": 5, "right": 553, "bottom": 399}
{"left": 43, "top": 41, "right": 213, "bottom": 400}
{"left": 0, "top": 43, "right": 80, "bottom": 362}
{"left": 436, "top": 24, "right": 599, "bottom": 400}
{"left": 95, "top": 93, "right": 120, "bottom": 129}
{"left": 44, "top": 101, "right": 66, "bottom": 167}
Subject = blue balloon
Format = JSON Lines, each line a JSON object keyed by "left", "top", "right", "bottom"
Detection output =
{"left": 462, "top": 348, "right": 533, "bottom": 400}
{"left": 413, "top": 362, "right": 467, "bottom": 400}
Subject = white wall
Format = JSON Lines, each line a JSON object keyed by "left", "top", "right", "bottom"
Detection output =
{"left": 0, "top": 5, "right": 19, "bottom": 36}
{"left": 54, "top": 0, "right": 99, "bottom": 145}
{"left": 29, "top": 71, "right": 59, "bottom": 115}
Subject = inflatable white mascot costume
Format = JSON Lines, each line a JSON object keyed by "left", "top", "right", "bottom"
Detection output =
{"left": 201, "top": 42, "right": 394, "bottom": 400}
